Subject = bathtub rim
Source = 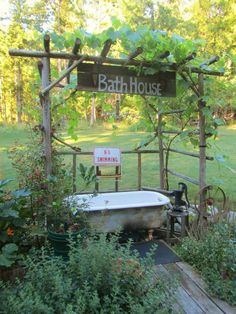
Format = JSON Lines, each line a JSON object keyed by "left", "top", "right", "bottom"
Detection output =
{"left": 68, "top": 190, "right": 170, "bottom": 212}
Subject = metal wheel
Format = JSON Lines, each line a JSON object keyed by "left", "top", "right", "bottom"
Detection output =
{"left": 194, "top": 185, "right": 227, "bottom": 220}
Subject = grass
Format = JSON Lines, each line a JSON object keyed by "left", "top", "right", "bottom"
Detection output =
{"left": 0, "top": 122, "right": 236, "bottom": 208}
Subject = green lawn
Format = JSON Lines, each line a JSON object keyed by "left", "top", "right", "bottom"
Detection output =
{"left": 0, "top": 123, "right": 236, "bottom": 207}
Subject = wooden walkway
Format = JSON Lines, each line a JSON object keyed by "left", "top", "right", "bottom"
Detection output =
{"left": 155, "top": 262, "right": 236, "bottom": 314}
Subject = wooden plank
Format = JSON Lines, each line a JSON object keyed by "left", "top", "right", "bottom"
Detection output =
{"left": 55, "top": 150, "right": 160, "bottom": 155}
{"left": 166, "top": 169, "right": 199, "bottom": 185}
{"left": 155, "top": 264, "right": 204, "bottom": 314}
{"left": 165, "top": 148, "right": 214, "bottom": 161}
{"left": 77, "top": 72, "right": 176, "bottom": 97}
{"left": 77, "top": 64, "right": 176, "bottom": 97}
{"left": 142, "top": 187, "right": 173, "bottom": 196}
{"left": 77, "top": 62, "right": 170, "bottom": 76}
{"left": 161, "top": 130, "right": 200, "bottom": 135}
{"left": 176, "top": 262, "right": 236, "bottom": 314}
{"left": 165, "top": 263, "right": 224, "bottom": 314}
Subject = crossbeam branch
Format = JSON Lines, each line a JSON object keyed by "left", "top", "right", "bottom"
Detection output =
{"left": 40, "top": 56, "right": 86, "bottom": 96}
{"left": 8, "top": 49, "right": 224, "bottom": 76}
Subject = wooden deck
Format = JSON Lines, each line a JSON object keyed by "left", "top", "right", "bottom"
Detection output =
{"left": 155, "top": 262, "right": 236, "bottom": 314}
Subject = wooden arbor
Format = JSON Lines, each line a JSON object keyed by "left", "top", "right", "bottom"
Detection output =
{"left": 9, "top": 34, "right": 224, "bottom": 210}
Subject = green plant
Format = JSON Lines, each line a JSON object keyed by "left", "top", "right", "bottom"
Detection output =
{"left": 46, "top": 162, "right": 96, "bottom": 234}
{"left": 8, "top": 133, "right": 72, "bottom": 233}
{"left": 0, "top": 234, "right": 178, "bottom": 313}
{"left": 47, "top": 197, "right": 89, "bottom": 235}
{"left": 176, "top": 222, "right": 236, "bottom": 305}
{"left": 78, "top": 163, "right": 97, "bottom": 191}
{"left": 0, "top": 179, "right": 31, "bottom": 267}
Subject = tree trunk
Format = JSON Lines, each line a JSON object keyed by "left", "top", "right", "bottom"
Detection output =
{"left": 0, "top": 77, "right": 3, "bottom": 122}
{"left": 90, "top": 93, "right": 96, "bottom": 126}
{"left": 16, "top": 63, "right": 23, "bottom": 124}
{"left": 115, "top": 94, "right": 120, "bottom": 121}
{"left": 42, "top": 57, "right": 52, "bottom": 177}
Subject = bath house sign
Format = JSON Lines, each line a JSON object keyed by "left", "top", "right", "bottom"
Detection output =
{"left": 77, "top": 64, "right": 176, "bottom": 97}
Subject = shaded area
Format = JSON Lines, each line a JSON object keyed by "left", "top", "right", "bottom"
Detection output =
{"left": 131, "top": 240, "right": 180, "bottom": 265}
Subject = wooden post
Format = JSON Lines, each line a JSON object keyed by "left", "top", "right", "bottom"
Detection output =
{"left": 41, "top": 36, "right": 52, "bottom": 177}
{"left": 158, "top": 112, "right": 165, "bottom": 189}
{"left": 95, "top": 166, "right": 99, "bottom": 192}
{"left": 137, "top": 152, "right": 142, "bottom": 190}
{"left": 198, "top": 73, "right": 206, "bottom": 212}
{"left": 115, "top": 166, "right": 119, "bottom": 192}
{"left": 72, "top": 154, "right": 77, "bottom": 193}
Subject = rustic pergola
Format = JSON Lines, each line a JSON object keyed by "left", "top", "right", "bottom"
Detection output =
{"left": 9, "top": 34, "right": 224, "bottom": 210}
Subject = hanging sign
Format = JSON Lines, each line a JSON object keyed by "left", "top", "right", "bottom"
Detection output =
{"left": 77, "top": 64, "right": 176, "bottom": 97}
{"left": 93, "top": 147, "right": 121, "bottom": 166}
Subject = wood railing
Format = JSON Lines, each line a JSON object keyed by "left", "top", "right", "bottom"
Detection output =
{"left": 57, "top": 109, "right": 213, "bottom": 196}
{"left": 57, "top": 150, "right": 160, "bottom": 193}
{"left": 157, "top": 110, "right": 214, "bottom": 190}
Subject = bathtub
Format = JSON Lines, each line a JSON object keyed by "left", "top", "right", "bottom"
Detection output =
{"left": 68, "top": 191, "right": 170, "bottom": 233}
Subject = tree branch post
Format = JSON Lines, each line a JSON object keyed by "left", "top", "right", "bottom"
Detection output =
{"left": 41, "top": 53, "right": 52, "bottom": 177}
{"left": 198, "top": 73, "right": 206, "bottom": 213}
{"left": 158, "top": 112, "right": 165, "bottom": 189}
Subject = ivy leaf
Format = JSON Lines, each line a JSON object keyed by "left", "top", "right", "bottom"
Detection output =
{"left": 193, "top": 38, "right": 207, "bottom": 46}
{"left": 2, "top": 243, "right": 18, "bottom": 255}
{"left": 202, "top": 106, "right": 212, "bottom": 117}
{"left": 64, "top": 83, "right": 77, "bottom": 90}
{"left": 111, "top": 17, "right": 122, "bottom": 29}
{"left": 172, "top": 34, "right": 185, "bottom": 43}
{"left": 215, "top": 155, "right": 226, "bottom": 162}
{"left": 0, "top": 255, "right": 13, "bottom": 267}
{"left": 189, "top": 138, "right": 199, "bottom": 147}
{"left": 218, "top": 68, "right": 225, "bottom": 74}
{"left": 0, "top": 179, "right": 14, "bottom": 189}
{"left": 11, "top": 189, "right": 31, "bottom": 198}
{"left": 47, "top": 175, "right": 58, "bottom": 183}
{"left": 0, "top": 208, "right": 19, "bottom": 218}
{"left": 143, "top": 68, "right": 158, "bottom": 75}
{"left": 214, "top": 118, "right": 225, "bottom": 126}
{"left": 0, "top": 243, "right": 19, "bottom": 267}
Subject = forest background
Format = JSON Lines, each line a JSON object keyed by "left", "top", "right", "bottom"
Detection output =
{"left": 0, "top": 0, "right": 236, "bottom": 203}
{"left": 1, "top": 0, "right": 235, "bottom": 125}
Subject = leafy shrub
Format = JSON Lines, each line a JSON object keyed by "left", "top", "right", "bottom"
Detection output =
{"left": 176, "top": 222, "right": 236, "bottom": 305}
{"left": 8, "top": 134, "right": 72, "bottom": 230}
{"left": 0, "top": 179, "right": 31, "bottom": 267}
{"left": 0, "top": 234, "right": 178, "bottom": 313}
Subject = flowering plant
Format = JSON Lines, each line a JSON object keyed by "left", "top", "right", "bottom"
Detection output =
{"left": 0, "top": 179, "right": 31, "bottom": 267}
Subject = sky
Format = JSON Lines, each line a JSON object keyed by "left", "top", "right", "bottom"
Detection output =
{"left": 0, "top": 0, "right": 10, "bottom": 28}
{"left": 0, "top": 0, "right": 10, "bottom": 15}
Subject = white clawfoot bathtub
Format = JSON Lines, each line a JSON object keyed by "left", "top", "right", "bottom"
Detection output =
{"left": 68, "top": 191, "right": 170, "bottom": 233}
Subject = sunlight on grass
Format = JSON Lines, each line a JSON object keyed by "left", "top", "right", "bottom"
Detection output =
{"left": 227, "top": 124, "right": 236, "bottom": 130}
{"left": 1, "top": 124, "right": 236, "bottom": 207}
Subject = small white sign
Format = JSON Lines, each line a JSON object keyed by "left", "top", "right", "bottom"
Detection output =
{"left": 93, "top": 147, "right": 121, "bottom": 166}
